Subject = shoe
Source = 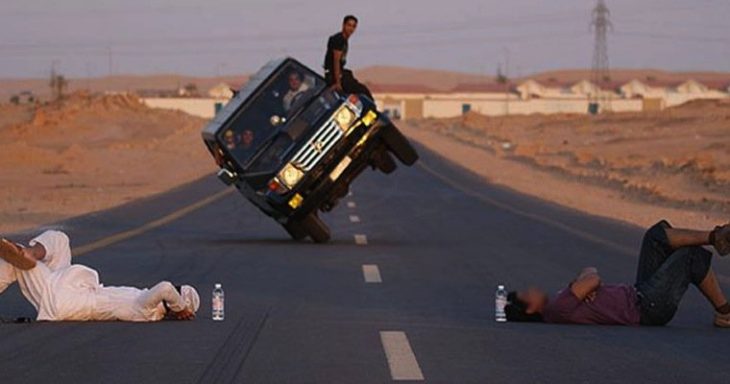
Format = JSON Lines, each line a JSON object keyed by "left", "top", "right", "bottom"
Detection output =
{"left": 0, "top": 239, "right": 35, "bottom": 270}
{"left": 714, "top": 311, "right": 730, "bottom": 327}
{"left": 711, "top": 225, "right": 730, "bottom": 256}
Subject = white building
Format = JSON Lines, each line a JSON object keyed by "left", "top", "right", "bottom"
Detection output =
{"left": 140, "top": 77, "right": 729, "bottom": 121}
{"left": 208, "top": 83, "right": 235, "bottom": 100}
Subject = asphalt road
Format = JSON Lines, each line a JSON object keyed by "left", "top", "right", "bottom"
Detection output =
{"left": 1, "top": 145, "right": 729, "bottom": 384}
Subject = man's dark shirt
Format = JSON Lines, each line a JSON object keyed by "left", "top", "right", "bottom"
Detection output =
{"left": 324, "top": 32, "right": 348, "bottom": 75}
{"left": 542, "top": 284, "right": 641, "bottom": 325}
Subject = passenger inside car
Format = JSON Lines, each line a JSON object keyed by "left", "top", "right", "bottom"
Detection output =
{"left": 282, "top": 70, "right": 310, "bottom": 112}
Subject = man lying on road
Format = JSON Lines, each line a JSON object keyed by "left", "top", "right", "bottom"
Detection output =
{"left": 0, "top": 230, "right": 199, "bottom": 322}
{"left": 507, "top": 220, "right": 730, "bottom": 327}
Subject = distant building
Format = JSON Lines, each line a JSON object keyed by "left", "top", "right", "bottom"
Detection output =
{"left": 516, "top": 79, "right": 547, "bottom": 100}
{"left": 570, "top": 80, "right": 599, "bottom": 98}
{"left": 140, "top": 76, "right": 729, "bottom": 120}
{"left": 676, "top": 79, "right": 708, "bottom": 94}
{"left": 620, "top": 79, "right": 654, "bottom": 99}
{"left": 369, "top": 83, "right": 438, "bottom": 120}
{"left": 177, "top": 83, "right": 200, "bottom": 97}
{"left": 208, "top": 83, "right": 235, "bottom": 99}
{"left": 135, "top": 89, "right": 180, "bottom": 98}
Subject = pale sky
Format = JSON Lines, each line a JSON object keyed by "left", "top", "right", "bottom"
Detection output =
{"left": 1, "top": 0, "right": 728, "bottom": 78}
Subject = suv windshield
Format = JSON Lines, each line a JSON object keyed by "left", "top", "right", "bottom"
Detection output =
{"left": 220, "top": 61, "right": 326, "bottom": 173}
{"left": 247, "top": 88, "right": 340, "bottom": 175}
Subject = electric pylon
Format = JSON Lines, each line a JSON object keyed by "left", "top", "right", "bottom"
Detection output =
{"left": 590, "top": 0, "right": 612, "bottom": 113}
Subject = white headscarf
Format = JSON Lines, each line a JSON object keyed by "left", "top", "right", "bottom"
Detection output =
{"left": 180, "top": 285, "right": 200, "bottom": 313}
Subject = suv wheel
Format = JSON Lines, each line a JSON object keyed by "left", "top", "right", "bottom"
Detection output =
{"left": 381, "top": 124, "right": 419, "bottom": 165}
{"left": 371, "top": 147, "right": 397, "bottom": 174}
{"left": 301, "top": 213, "right": 331, "bottom": 243}
{"left": 283, "top": 219, "right": 307, "bottom": 241}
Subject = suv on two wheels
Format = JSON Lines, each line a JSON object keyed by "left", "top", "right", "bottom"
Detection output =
{"left": 202, "top": 57, "right": 418, "bottom": 243}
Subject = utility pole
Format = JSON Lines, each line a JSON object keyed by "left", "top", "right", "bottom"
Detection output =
{"left": 503, "top": 47, "right": 510, "bottom": 116}
{"left": 49, "top": 60, "right": 67, "bottom": 100}
{"left": 108, "top": 45, "right": 113, "bottom": 77}
{"left": 590, "top": 0, "right": 612, "bottom": 113}
{"left": 50, "top": 60, "right": 59, "bottom": 100}
{"left": 85, "top": 62, "right": 93, "bottom": 90}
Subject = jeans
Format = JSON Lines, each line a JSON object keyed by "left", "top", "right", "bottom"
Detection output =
{"left": 325, "top": 69, "right": 374, "bottom": 100}
{"left": 635, "top": 220, "right": 712, "bottom": 325}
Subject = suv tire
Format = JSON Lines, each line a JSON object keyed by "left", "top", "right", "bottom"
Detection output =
{"left": 381, "top": 124, "right": 419, "bottom": 165}
{"left": 301, "top": 213, "right": 331, "bottom": 243}
{"left": 283, "top": 219, "right": 307, "bottom": 241}
{"left": 372, "top": 146, "right": 397, "bottom": 174}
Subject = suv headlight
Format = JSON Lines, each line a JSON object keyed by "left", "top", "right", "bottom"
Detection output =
{"left": 278, "top": 163, "right": 304, "bottom": 188}
{"left": 334, "top": 105, "right": 356, "bottom": 131}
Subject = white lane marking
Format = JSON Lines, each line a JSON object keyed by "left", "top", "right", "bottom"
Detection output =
{"left": 362, "top": 264, "right": 382, "bottom": 283}
{"left": 73, "top": 188, "right": 234, "bottom": 256}
{"left": 354, "top": 234, "right": 368, "bottom": 245}
{"left": 349, "top": 215, "right": 361, "bottom": 223}
{"left": 347, "top": 201, "right": 356, "bottom": 208}
{"left": 380, "top": 331, "right": 424, "bottom": 381}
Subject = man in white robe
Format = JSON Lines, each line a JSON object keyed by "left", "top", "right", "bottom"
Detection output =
{"left": 0, "top": 230, "right": 199, "bottom": 322}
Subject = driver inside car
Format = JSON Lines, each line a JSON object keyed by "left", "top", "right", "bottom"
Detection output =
{"left": 282, "top": 70, "right": 309, "bottom": 112}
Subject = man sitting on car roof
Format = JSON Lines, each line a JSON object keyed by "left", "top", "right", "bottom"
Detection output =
{"left": 324, "top": 14, "right": 373, "bottom": 100}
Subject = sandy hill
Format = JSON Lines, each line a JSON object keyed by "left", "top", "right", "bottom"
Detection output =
{"left": 0, "top": 74, "right": 248, "bottom": 102}
{"left": 356, "top": 65, "right": 494, "bottom": 91}
{"left": 410, "top": 98, "right": 730, "bottom": 215}
{"left": 0, "top": 92, "right": 214, "bottom": 232}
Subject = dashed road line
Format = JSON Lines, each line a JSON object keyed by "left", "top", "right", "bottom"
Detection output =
{"left": 354, "top": 234, "right": 368, "bottom": 245}
{"left": 347, "top": 201, "right": 357, "bottom": 208}
{"left": 74, "top": 187, "right": 234, "bottom": 256}
{"left": 380, "top": 331, "right": 424, "bottom": 381}
{"left": 349, "top": 215, "right": 361, "bottom": 223}
{"left": 362, "top": 264, "right": 382, "bottom": 283}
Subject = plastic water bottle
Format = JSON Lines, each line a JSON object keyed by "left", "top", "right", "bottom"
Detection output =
{"left": 212, "top": 283, "right": 225, "bottom": 321}
{"left": 495, "top": 284, "right": 507, "bottom": 322}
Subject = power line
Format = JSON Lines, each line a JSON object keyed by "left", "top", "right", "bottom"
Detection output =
{"left": 0, "top": 12, "right": 585, "bottom": 52}
{"left": 0, "top": 31, "right": 589, "bottom": 59}
{"left": 614, "top": 31, "right": 730, "bottom": 44}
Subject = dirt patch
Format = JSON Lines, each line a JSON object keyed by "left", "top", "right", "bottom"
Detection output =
{"left": 403, "top": 100, "right": 730, "bottom": 229}
{"left": 0, "top": 92, "right": 216, "bottom": 233}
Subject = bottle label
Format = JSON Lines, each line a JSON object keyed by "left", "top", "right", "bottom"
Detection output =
{"left": 495, "top": 298, "right": 506, "bottom": 313}
{"left": 213, "top": 297, "right": 224, "bottom": 311}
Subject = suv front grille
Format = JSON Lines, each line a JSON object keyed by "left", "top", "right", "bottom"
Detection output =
{"left": 290, "top": 117, "right": 343, "bottom": 171}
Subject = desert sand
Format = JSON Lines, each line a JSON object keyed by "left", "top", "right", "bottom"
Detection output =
{"left": 402, "top": 100, "right": 730, "bottom": 229}
{"left": 0, "top": 92, "right": 215, "bottom": 233}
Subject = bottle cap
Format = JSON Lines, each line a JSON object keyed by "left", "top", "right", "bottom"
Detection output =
{"left": 498, "top": 285, "right": 505, "bottom": 289}
{"left": 215, "top": 283, "right": 222, "bottom": 289}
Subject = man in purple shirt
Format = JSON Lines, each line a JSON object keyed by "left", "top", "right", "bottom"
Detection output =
{"left": 505, "top": 220, "right": 730, "bottom": 327}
